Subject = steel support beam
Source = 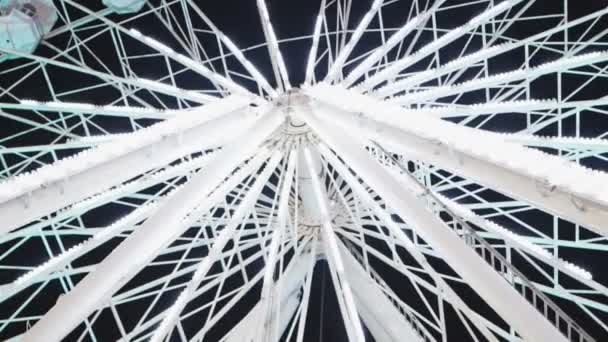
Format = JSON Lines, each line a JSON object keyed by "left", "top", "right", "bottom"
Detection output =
{"left": 20, "top": 110, "right": 284, "bottom": 342}
{"left": 0, "top": 101, "right": 174, "bottom": 119}
{"left": 304, "top": 1, "right": 325, "bottom": 85}
{"left": 370, "top": 5, "right": 608, "bottom": 97}
{"left": 0, "top": 97, "right": 251, "bottom": 235}
{"left": 306, "top": 84, "right": 608, "bottom": 237}
{"left": 297, "top": 104, "right": 569, "bottom": 342}
{"left": 224, "top": 250, "right": 314, "bottom": 342}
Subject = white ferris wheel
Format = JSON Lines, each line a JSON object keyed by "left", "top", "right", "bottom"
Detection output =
{"left": 0, "top": 0, "right": 608, "bottom": 341}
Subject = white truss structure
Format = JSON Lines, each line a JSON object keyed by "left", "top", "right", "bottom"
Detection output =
{"left": 0, "top": 0, "right": 608, "bottom": 341}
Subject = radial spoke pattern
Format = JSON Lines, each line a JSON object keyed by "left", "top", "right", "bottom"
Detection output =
{"left": 1, "top": 0, "right": 608, "bottom": 341}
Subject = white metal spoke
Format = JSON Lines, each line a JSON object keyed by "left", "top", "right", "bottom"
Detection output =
{"left": 325, "top": 0, "right": 383, "bottom": 82}
{"left": 0, "top": 46, "right": 216, "bottom": 104}
{"left": 319, "top": 143, "right": 504, "bottom": 342}
{"left": 59, "top": 0, "right": 255, "bottom": 99}
{"left": 256, "top": 0, "right": 291, "bottom": 91}
{"left": 149, "top": 151, "right": 282, "bottom": 342}
{"left": 0, "top": 97, "right": 250, "bottom": 235}
{"left": 19, "top": 109, "right": 282, "bottom": 342}
{"left": 387, "top": 52, "right": 608, "bottom": 105}
{"left": 304, "top": 0, "right": 326, "bottom": 86}
{"left": 297, "top": 103, "right": 570, "bottom": 342}
{"left": 1, "top": 100, "right": 174, "bottom": 119}
{"left": 305, "top": 146, "right": 366, "bottom": 342}
{"left": 358, "top": 0, "right": 524, "bottom": 91}
{"left": 342, "top": 0, "right": 447, "bottom": 87}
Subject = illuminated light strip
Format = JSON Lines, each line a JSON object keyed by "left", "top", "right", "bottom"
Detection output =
{"left": 221, "top": 35, "right": 278, "bottom": 98}
{"left": 396, "top": 99, "right": 558, "bottom": 118}
{"left": 360, "top": 0, "right": 523, "bottom": 91}
{"left": 256, "top": 0, "right": 291, "bottom": 90}
{"left": 0, "top": 150, "right": 212, "bottom": 244}
{"left": 375, "top": 42, "right": 516, "bottom": 97}
{"left": 325, "top": 0, "right": 384, "bottom": 82}
{"left": 390, "top": 98, "right": 608, "bottom": 118}
{"left": 437, "top": 194, "right": 593, "bottom": 280}
{"left": 68, "top": 154, "right": 216, "bottom": 214}
{"left": 342, "top": 0, "right": 447, "bottom": 87}
{"left": 130, "top": 29, "right": 254, "bottom": 98}
{"left": 505, "top": 133, "right": 608, "bottom": 152}
{"left": 388, "top": 51, "right": 608, "bottom": 105}
{"left": 305, "top": 13, "right": 325, "bottom": 85}
{"left": 11, "top": 100, "right": 173, "bottom": 119}
{"left": 6, "top": 201, "right": 160, "bottom": 296}
{"left": 68, "top": 134, "right": 130, "bottom": 145}
{"left": 0, "top": 96, "right": 249, "bottom": 204}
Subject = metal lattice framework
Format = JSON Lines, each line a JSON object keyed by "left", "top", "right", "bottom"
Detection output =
{"left": 1, "top": 0, "right": 608, "bottom": 341}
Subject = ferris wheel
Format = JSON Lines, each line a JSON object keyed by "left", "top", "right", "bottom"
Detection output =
{"left": 1, "top": 0, "right": 608, "bottom": 341}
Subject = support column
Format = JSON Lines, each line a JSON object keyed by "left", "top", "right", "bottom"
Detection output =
{"left": 296, "top": 146, "right": 323, "bottom": 225}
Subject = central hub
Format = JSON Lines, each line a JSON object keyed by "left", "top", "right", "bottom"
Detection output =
{"left": 276, "top": 88, "right": 312, "bottom": 136}
{"left": 275, "top": 89, "right": 333, "bottom": 229}
{"left": 275, "top": 87, "right": 309, "bottom": 108}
